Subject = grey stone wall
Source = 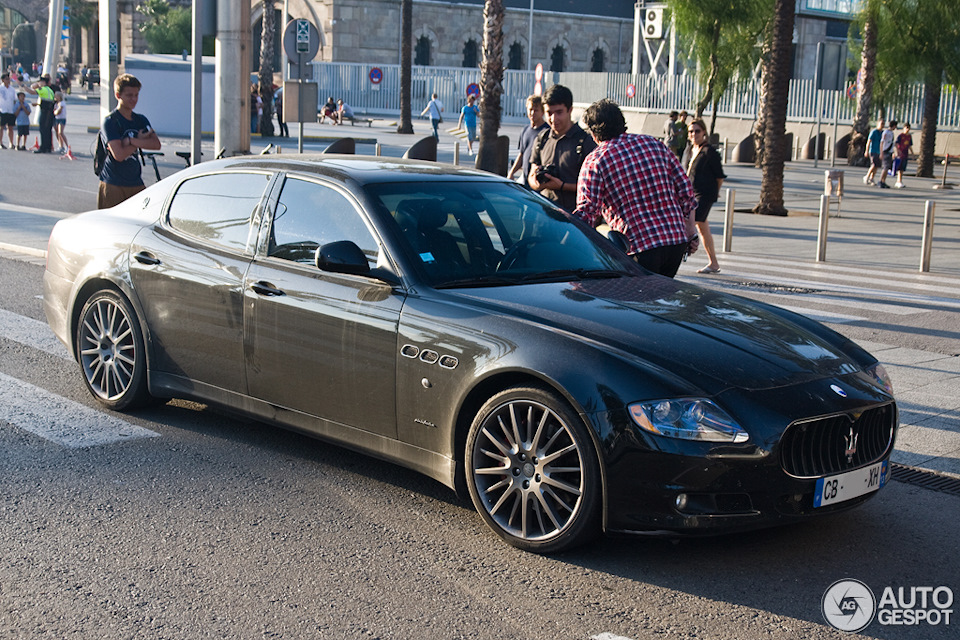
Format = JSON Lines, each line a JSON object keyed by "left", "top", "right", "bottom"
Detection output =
{"left": 328, "top": 0, "right": 632, "bottom": 72}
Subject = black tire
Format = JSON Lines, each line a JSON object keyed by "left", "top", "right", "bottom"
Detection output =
{"left": 465, "top": 385, "right": 601, "bottom": 553}
{"left": 76, "top": 290, "right": 152, "bottom": 411}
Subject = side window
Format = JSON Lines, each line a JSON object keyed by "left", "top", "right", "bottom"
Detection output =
{"left": 269, "top": 177, "right": 379, "bottom": 267}
{"left": 167, "top": 172, "right": 270, "bottom": 252}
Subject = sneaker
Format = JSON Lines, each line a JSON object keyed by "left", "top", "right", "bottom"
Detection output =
{"left": 862, "top": 175, "right": 871, "bottom": 184}
{"left": 879, "top": 182, "right": 891, "bottom": 189}
{"left": 895, "top": 181, "right": 904, "bottom": 188}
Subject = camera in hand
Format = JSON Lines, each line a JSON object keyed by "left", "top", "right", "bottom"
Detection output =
{"left": 536, "top": 164, "right": 559, "bottom": 182}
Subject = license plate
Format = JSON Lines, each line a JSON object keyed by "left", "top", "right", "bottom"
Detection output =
{"left": 814, "top": 460, "right": 888, "bottom": 508}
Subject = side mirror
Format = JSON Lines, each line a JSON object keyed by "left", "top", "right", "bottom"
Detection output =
{"left": 605, "top": 229, "right": 630, "bottom": 254}
{"left": 315, "top": 240, "right": 370, "bottom": 276}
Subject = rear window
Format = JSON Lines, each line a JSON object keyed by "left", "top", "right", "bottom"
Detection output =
{"left": 167, "top": 172, "right": 271, "bottom": 252}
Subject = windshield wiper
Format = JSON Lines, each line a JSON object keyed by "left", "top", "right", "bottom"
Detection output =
{"left": 433, "top": 275, "right": 521, "bottom": 289}
{"left": 517, "top": 268, "right": 626, "bottom": 283}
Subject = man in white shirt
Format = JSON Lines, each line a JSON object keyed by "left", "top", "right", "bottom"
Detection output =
{"left": 0, "top": 72, "right": 19, "bottom": 149}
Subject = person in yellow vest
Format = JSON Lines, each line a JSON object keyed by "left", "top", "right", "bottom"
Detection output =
{"left": 25, "top": 74, "right": 55, "bottom": 153}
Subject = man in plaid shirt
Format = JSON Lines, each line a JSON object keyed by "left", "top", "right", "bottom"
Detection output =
{"left": 573, "top": 99, "right": 699, "bottom": 278}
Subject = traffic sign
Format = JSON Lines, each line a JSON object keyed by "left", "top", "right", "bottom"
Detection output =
{"left": 626, "top": 84, "right": 636, "bottom": 99}
{"left": 282, "top": 19, "right": 320, "bottom": 62}
{"left": 535, "top": 63, "right": 543, "bottom": 82}
{"left": 466, "top": 83, "right": 480, "bottom": 96}
{"left": 534, "top": 81, "right": 542, "bottom": 96}
{"left": 369, "top": 67, "right": 383, "bottom": 84}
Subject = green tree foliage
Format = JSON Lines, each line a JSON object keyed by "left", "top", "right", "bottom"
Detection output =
{"left": 667, "top": 0, "right": 771, "bottom": 133}
{"left": 857, "top": 0, "right": 960, "bottom": 177}
{"left": 137, "top": 0, "right": 214, "bottom": 56}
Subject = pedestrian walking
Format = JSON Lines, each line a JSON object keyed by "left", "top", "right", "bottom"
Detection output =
{"left": 274, "top": 86, "right": 289, "bottom": 137}
{"left": 457, "top": 94, "right": 480, "bottom": 155}
{"left": 878, "top": 120, "right": 896, "bottom": 189}
{"left": 528, "top": 84, "right": 597, "bottom": 212}
{"left": 420, "top": 93, "right": 444, "bottom": 140}
{"left": 574, "top": 99, "right": 698, "bottom": 278}
{"left": 13, "top": 90, "right": 30, "bottom": 150}
{"left": 863, "top": 119, "right": 885, "bottom": 185}
{"left": 895, "top": 123, "right": 914, "bottom": 189}
{"left": 97, "top": 73, "right": 161, "bottom": 209}
{"left": 686, "top": 118, "right": 726, "bottom": 274}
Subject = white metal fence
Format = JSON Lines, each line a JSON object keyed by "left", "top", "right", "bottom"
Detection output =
{"left": 311, "top": 61, "right": 960, "bottom": 130}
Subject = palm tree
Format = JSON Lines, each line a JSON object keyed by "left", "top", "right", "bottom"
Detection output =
{"left": 752, "top": 0, "right": 795, "bottom": 216}
{"left": 476, "top": 0, "right": 504, "bottom": 172}
{"left": 258, "top": 0, "right": 276, "bottom": 137}
{"left": 397, "top": 0, "right": 414, "bottom": 134}
{"left": 848, "top": 1, "right": 878, "bottom": 166}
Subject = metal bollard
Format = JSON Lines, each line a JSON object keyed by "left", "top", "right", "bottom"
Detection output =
{"left": 920, "top": 200, "right": 936, "bottom": 272}
{"left": 816, "top": 194, "right": 830, "bottom": 262}
{"left": 722, "top": 188, "right": 735, "bottom": 253}
{"left": 934, "top": 154, "right": 953, "bottom": 190}
{"left": 375, "top": 142, "right": 382, "bottom": 156}
{"left": 454, "top": 141, "right": 460, "bottom": 166}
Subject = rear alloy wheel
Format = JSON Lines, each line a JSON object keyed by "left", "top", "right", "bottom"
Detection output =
{"left": 466, "top": 386, "right": 600, "bottom": 553}
{"left": 76, "top": 290, "right": 151, "bottom": 410}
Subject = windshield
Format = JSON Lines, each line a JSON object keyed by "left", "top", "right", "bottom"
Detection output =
{"left": 364, "top": 181, "right": 635, "bottom": 287}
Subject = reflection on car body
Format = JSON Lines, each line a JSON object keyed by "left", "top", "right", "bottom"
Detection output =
{"left": 43, "top": 156, "right": 897, "bottom": 553}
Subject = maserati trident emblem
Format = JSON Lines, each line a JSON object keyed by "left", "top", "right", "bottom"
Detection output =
{"left": 844, "top": 427, "right": 859, "bottom": 462}
{"left": 830, "top": 384, "right": 847, "bottom": 397}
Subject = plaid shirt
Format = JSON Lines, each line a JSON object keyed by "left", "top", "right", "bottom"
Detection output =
{"left": 574, "top": 133, "right": 697, "bottom": 254}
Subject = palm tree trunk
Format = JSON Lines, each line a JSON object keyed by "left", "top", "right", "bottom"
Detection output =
{"left": 753, "top": 0, "right": 794, "bottom": 216}
{"left": 695, "top": 20, "right": 721, "bottom": 120}
{"left": 397, "top": 0, "right": 414, "bottom": 134}
{"left": 848, "top": 4, "right": 877, "bottom": 167}
{"left": 258, "top": 0, "right": 276, "bottom": 138}
{"left": 476, "top": 0, "right": 504, "bottom": 173}
{"left": 917, "top": 68, "right": 942, "bottom": 178}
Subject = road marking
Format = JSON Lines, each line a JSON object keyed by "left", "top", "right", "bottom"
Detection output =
{"left": 776, "top": 305, "right": 866, "bottom": 324}
{"left": 0, "top": 371, "right": 160, "bottom": 448}
{"left": 591, "top": 634, "right": 635, "bottom": 640}
{"left": 0, "top": 308, "right": 71, "bottom": 359}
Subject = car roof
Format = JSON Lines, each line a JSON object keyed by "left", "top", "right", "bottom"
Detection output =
{"left": 187, "top": 154, "right": 504, "bottom": 187}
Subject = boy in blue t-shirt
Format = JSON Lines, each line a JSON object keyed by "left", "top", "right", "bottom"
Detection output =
{"left": 457, "top": 94, "right": 480, "bottom": 155}
{"left": 14, "top": 91, "right": 31, "bottom": 150}
{"left": 98, "top": 73, "right": 161, "bottom": 209}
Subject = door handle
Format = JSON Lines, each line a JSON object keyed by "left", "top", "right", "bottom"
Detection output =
{"left": 133, "top": 251, "right": 161, "bottom": 266}
{"left": 250, "top": 281, "right": 285, "bottom": 297}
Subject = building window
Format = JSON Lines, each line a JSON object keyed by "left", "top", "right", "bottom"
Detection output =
{"left": 462, "top": 39, "right": 479, "bottom": 68}
{"left": 415, "top": 36, "right": 431, "bottom": 66}
{"left": 508, "top": 42, "right": 524, "bottom": 70}
{"left": 591, "top": 48, "right": 605, "bottom": 72}
{"left": 550, "top": 46, "right": 565, "bottom": 73}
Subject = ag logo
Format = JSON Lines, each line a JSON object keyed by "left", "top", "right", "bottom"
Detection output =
{"left": 822, "top": 579, "right": 876, "bottom": 632}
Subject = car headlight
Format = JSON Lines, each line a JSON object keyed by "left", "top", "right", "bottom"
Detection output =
{"left": 628, "top": 399, "right": 749, "bottom": 443}
{"left": 866, "top": 362, "right": 894, "bottom": 395}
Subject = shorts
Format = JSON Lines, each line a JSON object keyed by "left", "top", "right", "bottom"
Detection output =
{"left": 0, "top": 112, "right": 14, "bottom": 127}
{"left": 870, "top": 153, "right": 882, "bottom": 168}
{"left": 98, "top": 181, "right": 145, "bottom": 209}
{"left": 17, "top": 124, "right": 29, "bottom": 136}
{"left": 897, "top": 157, "right": 909, "bottom": 175}
{"left": 466, "top": 126, "right": 477, "bottom": 142}
{"left": 881, "top": 151, "right": 893, "bottom": 173}
{"left": 694, "top": 197, "right": 716, "bottom": 222}
{"left": 55, "top": 118, "right": 66, "bottom": 127}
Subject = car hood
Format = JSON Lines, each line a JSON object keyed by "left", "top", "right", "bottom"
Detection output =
{"left": 448, "top": 275, "right": 861, "bottom": 394}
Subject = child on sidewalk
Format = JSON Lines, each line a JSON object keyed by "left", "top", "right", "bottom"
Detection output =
{"left": 14, "top": 90, "right": 30, "bottom": 150}
{"left": 53, "top": 91, "right": 69, "bottom": 154}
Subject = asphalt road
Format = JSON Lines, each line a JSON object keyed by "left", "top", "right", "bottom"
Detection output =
{"left": 1, "top": 249, "right": 959, "bottom": 640}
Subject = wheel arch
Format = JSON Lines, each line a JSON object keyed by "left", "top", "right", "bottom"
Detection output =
{"left": 451, "top": 370, "right": 609, "bottom": 531}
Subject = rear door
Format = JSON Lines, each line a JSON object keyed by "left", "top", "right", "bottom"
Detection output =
{"left": 130, "top": 171, "right": 273, "bottom": 392}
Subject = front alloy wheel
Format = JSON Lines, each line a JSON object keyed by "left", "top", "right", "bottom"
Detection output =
{"left": 76, "top": 290, "right": 151, "bottom": 410}
{"left": 466, "top": 386, "right": 600, "bottom": 553}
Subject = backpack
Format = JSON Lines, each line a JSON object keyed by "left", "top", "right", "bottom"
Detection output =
{"left": 94, "top": 112, "right": 120, "bottom": 177}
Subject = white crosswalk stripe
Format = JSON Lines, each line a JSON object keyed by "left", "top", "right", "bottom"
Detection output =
{"left": 0, "top": 308, "right": 160, "bottom": 447}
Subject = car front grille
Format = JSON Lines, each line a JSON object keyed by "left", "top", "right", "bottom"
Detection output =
{"left": 780, "top": 403, "right": 896, "bottom": 478}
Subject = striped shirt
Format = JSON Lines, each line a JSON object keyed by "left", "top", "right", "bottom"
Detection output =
{"left": 574, "top": 133, "right": 697, "bottom": 254}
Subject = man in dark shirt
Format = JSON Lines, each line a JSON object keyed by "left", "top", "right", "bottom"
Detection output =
{"left": 528, "top": 84, "right": 596, "bottom": 212}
